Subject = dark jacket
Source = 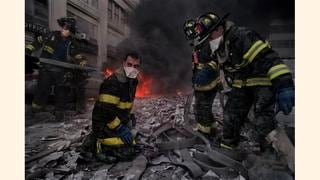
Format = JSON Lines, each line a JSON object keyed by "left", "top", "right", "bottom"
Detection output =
{"left": 215, "top": 21, "right": 293, "bottom": 90}
{"left": 26, "top": 31, "right": 84, "bottom": 63}
{"left": 92, "top": 67, "right": 138, "bottom": 131}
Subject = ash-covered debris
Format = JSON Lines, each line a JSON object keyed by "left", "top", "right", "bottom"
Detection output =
{"left": 25, "top": 95, "right": 293, "bottom": 180}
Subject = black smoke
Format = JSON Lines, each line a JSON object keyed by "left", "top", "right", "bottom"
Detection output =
{"left": 115, "top": 0, "right": 294, "bottom": 95}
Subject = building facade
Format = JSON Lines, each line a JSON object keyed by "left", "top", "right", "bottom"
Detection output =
{"left": 25, "top": 0, "right": 139, "bottom": 71}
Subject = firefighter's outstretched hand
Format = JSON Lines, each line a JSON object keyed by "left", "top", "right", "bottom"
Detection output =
{"left": 116, "top": 124, "right": 133, "bottom": 145}
{"left": 276, "top": 87, "right": 294, "bottom": 115}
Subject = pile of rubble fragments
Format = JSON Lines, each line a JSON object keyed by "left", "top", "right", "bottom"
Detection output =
{"left": 25, "top": 95, "right": 294, "bottom": 180}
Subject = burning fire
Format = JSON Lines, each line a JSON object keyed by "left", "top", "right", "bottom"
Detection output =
{"left": 104, "top": 68, "right": 113, "bottom": 78}
{"left": 136, "top": 74, "right": 153, "bottom": 97}
{"left": 104, "top": 67, "right": 153, "bottom": 97}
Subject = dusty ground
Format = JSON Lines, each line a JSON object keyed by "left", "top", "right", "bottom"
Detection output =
{"left": 25, "top": 94, "right": 294, "bottom": 180}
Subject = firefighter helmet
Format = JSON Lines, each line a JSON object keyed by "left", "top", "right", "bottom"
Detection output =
{"left": 183, "top": 19, "right": 198, "bottom": 40}
{"left": 195, "top": 12, "right": 230, "bottom": 43}
{"left": 57, "top": 17, "right": 77, "bottom": 34}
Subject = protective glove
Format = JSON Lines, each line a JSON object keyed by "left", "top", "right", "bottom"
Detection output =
{"left": 276, "top": 87, "right": 294, "bottom": 115}
{"left": 193, "top": 66, "right": 215, "bottom": 86}
{"left": 115, "top": 124, "right": 133, "bottom": 145}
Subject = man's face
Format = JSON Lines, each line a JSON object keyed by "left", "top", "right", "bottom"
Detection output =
{"left": 123, "top": 56, "right": 141, "bottom": 69}
{"left": 61, "top": 25, "right": 71, "bottom": 38}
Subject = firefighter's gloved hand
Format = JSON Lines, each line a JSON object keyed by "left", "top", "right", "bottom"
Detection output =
{"left": 193, "top": 67, "right": 215, "bottom": 86}
{"left": 276, "top": 87, "right": 294, "bottom": 115}
{"left": 115, "top": 124, "right": 133, "bottom": 145}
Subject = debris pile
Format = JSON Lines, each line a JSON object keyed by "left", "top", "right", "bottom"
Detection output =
{"left": 25, "top": 95, "right": 293, "bottom": 180}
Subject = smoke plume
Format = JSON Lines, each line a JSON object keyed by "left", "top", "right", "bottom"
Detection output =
{"left": 115, "top": 0, "right": 294, "bottom": 95}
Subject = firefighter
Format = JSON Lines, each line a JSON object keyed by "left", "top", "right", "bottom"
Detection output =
{"left": 186, "top": 12, "right": 294, "bottom": 151}
{"left": 183, "top": 20, "right": 221, "bottom": 136}
{"left": 89, "top": 52, "right": 141, "bottom": 162}
{"left": 25, "top": 17, "right": 87, "bottom": 119}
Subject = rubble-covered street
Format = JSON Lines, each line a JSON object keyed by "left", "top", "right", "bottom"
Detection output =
{"left": 25, "top": 94, "right": 294, "bottom": 180}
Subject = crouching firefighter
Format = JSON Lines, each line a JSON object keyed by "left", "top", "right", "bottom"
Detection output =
{"left": 183, "top": 20, "right": 221, "bottom": 136}
{"left": 188, "top": 12, "right": 294, "bottom": 151}
{"left": 90, "top": 52, "right": 141, "bottom": 162}
{"left": 25, "top": 17, "right": 88, "bottom": 119}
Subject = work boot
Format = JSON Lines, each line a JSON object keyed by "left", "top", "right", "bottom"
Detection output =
{"left": 95, "top": 152, "right": 118, "bottom": 163}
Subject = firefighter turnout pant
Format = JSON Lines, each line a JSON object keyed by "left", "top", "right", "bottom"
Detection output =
{"left": 222, "top": 86, "right": 276, "bottom": 149}
{"left": 194, "top": 88, "right": 218, "bottom": 134}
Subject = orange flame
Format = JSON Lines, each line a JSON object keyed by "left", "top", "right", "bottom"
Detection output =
{"left": 136, "top": 74, "right": 153, "bottom": 97}
{"left": 104, "top": 68, "right": 113, "bottom": 78}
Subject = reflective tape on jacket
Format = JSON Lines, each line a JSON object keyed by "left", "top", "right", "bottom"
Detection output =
{"left": 99, "top": 94, "right": 133, "bottom": 110}
{"left": 99, "top": 94, "right": 120, "bottom": 105}
{"left": 106, "top": 116, "right": 121, "bottom": 129}
{"left": 194, "top": 77, "right": 221, "bottom": 91}
{"left": 37, "top": 36, "right": 43, "bottom": 43}
{"left": 243, "top": 40, "right": 269, "bottom": 63}
{"left": 196, "top": 61, "right": 218, "bottom": 70}
{"left": 43, "top": 45, "right": 54, "bottom": 54}
{"left": 26, "top": 44, "right": 35, "bottom": 51}
{"left": 267, "top": 64, "right": 291, "bottom": 80}
{"left": 232, "top": 77, "right": 272, "bottom": 88}
{"left": 117, "top": 101, "right": 133, "bottom": 110}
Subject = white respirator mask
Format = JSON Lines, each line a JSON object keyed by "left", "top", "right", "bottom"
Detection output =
{"left": 124, "top": 66, "right": 140, "bottom": 79}
{"left": 209, "top": 35, "right": 223, "bottom": 53}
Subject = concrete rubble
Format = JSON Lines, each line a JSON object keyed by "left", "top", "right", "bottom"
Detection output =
{"left": 25, "top": 94, "right": 294, "bottom": 180}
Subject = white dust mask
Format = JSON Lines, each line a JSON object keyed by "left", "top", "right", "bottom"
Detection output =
{"left": 209, "top": 35, "right": 223, "bottom": 53}
{"left": 124, "top": 66, "right": 140, "bottom": 79}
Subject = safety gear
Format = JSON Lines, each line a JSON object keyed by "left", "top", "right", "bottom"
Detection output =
{"left": 61, "top": 29, "right": 71, "bottom": 37}
{"left": 183, "top": 19, "right": 198, "bottom": 40}
{"left": 115, "top": 124, "right": 133, "bottom": 145}
{"left": 276, "top": 87, "right": 294, "bottom": 115}
{"left": 57, "top": 17, "right": 77, "bottom": 34}
{"left": 194, "top": 12, "right": 230, "bottom": 44}
{"left": 209, "top": 35, "right": 223, "bottom": 53}
{"left": 192, "top": 66, "right": 215, "bottom": 86}
{"left": 124, "top": 66, "right": 140, "bottom": 79}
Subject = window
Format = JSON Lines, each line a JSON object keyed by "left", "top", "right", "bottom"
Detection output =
{"left": 114, "top": 4, "right": 120, "bottom": 24}
{"left": 81, "top": 0, "right": 89, "bottom": 4}
{"left": 120, "top": 9, "right": 126, "bottom": 27}
{"left": 108, "top": 0, "right": 113, "bottom": 20}
{"left": 92, "top": 0, "right": 98, "bottom": 9}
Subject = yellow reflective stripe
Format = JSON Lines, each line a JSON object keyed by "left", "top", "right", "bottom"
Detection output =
{"left": 232, "top": 80, "right": 243, "bottom": 88}
{"left": 74, "top": 54, "right": 82, "bottom": 60}
{"left": 269, "top": 69, "right": 291, "bottom": 80}
{"left": 43, "top": 45, "right": 54, "bottom": 54}
{"left": 117, "top": 102, "right": 133, "bottom": 110}
{"left": 96, "top": 140, "right": 102, "bottom": 153}
{"left": 98, "top": 94, "right": 120, "bottom": 105}
{"left": 194, "top": 77, "right": 221, "bottom": 91}
{"left": 246, "top": 78, "right": 272, "bottom": 86}
{"left": 267, "top": 64, "right": 291, "bottom": 80}
{"left": 220, "top": 143, "right": 234, "bottom": 150}
{"left": 243, "top": 40, "right": 269, "bottom": 63}
{"left": 37, "top": 36, "right": 43, "bottom": 43}
{"left": 26, "top": 44, "right": 35, "bottom": 51}
{"left": 207, "top": 61, "right": 218, "bottom": 69}
{"left": 232, "top": 78, "right": 272, "bottom": 88}
{"left": 196, "top": 123, "right": 211, "bottom": 134}
{"left": 106, "top": 117, "right": 121, "bottom": 129}
{"left": 97, "top": 138, "right": 136, "bottom": 146}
